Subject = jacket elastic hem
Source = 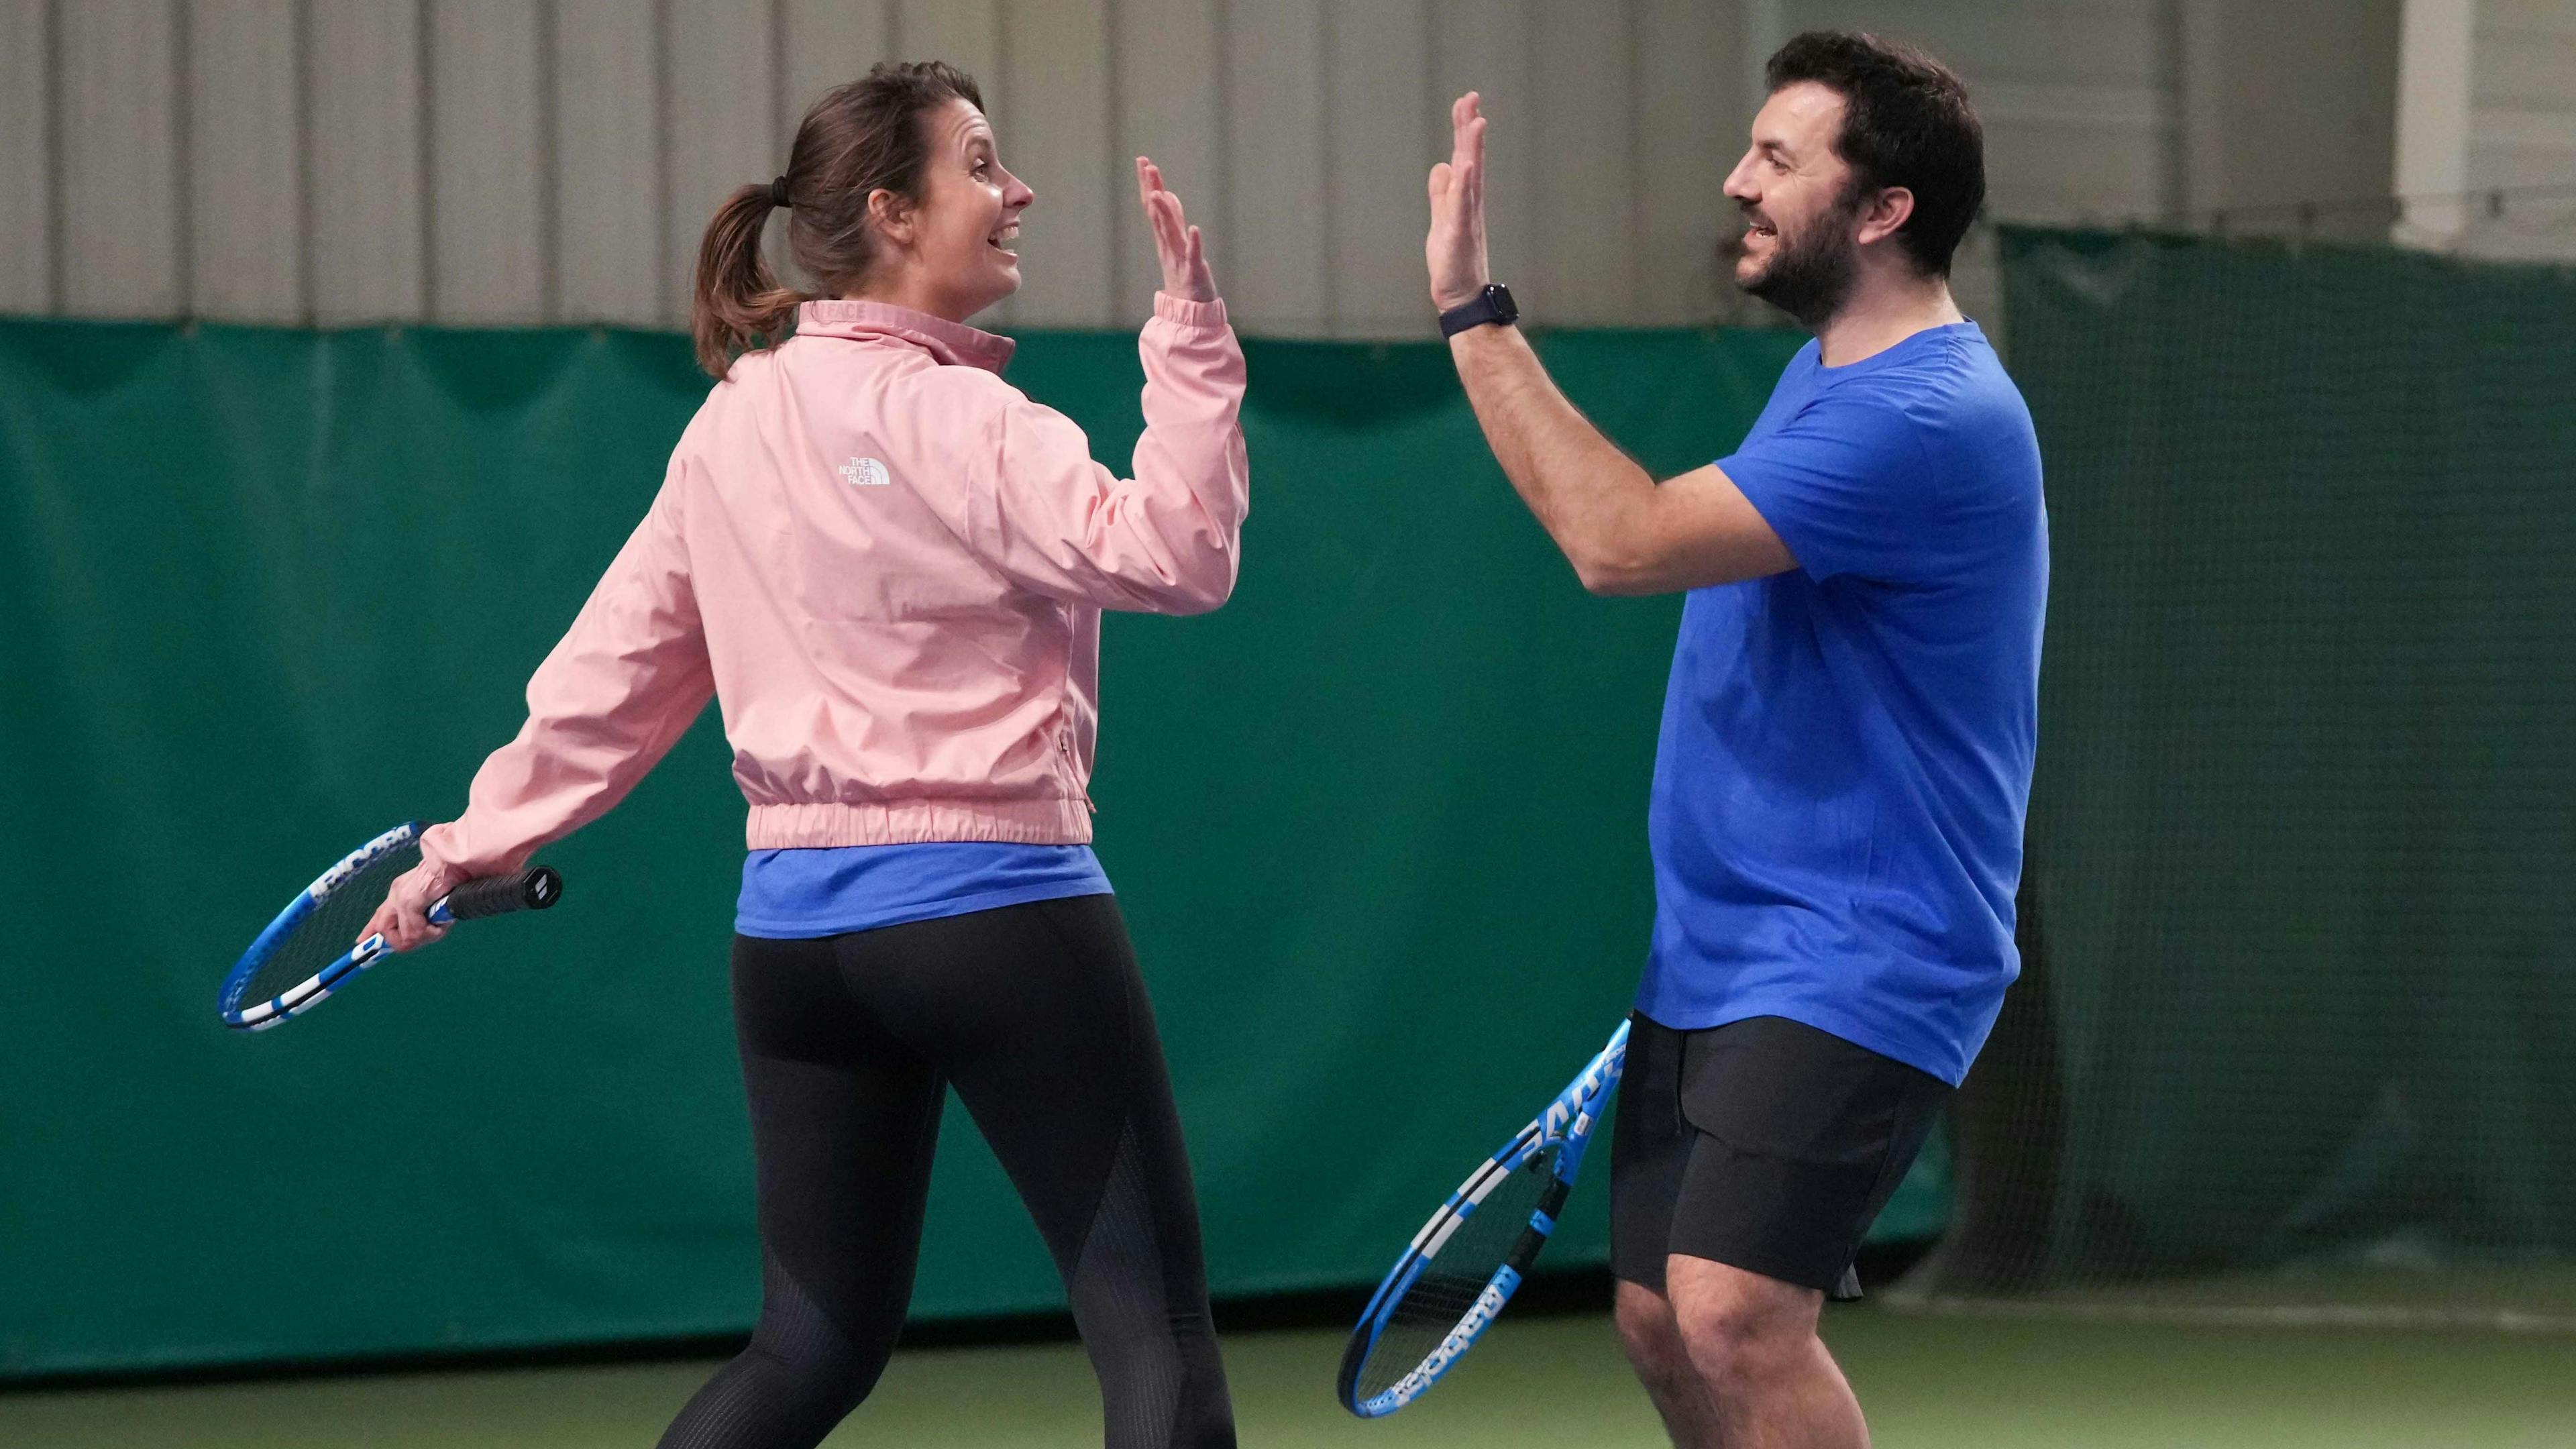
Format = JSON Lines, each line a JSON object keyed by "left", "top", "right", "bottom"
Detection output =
{"left": 745, "top": 798, "right": 1094, "bottom": 849}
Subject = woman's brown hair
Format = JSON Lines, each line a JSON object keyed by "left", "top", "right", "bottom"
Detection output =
{"left": 690, "top": 60, "right": 984, "bottom": 378}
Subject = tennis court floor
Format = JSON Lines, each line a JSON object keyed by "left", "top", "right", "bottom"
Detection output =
{"left": 8, "top": 1306, "right": 2569, "bottom": 1447}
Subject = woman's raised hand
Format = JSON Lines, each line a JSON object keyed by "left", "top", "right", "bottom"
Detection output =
{"left": 1136, "top": 157, "right": 1217, "bottom": 303}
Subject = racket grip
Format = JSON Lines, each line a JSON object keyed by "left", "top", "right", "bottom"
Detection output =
{"left": 441, "top": 865, "right": 564, "bottom": 921}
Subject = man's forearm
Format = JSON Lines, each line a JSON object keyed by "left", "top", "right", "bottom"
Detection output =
{"left": 1448, "top": 323, "right": 1657, "bottom": 590}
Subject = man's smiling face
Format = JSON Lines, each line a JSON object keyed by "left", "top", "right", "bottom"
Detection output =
{"left": 1721, "top": 81, "right": 1870, "bottom": 324}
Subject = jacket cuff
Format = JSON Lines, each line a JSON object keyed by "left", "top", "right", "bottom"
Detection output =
{"left": 419, "top": 819, "right": 512, "bottom": 881}
{"left": 1152, "top": 292, "right": 1228, "bottom": 329}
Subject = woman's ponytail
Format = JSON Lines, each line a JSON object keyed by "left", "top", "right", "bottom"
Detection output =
{"left": 691, "top": 183, "right": 804, "bottom": 380}
{"left": 686, "top": 60, "right": 985, "bottom": 381}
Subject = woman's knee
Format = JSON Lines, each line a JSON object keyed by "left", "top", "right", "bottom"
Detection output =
{"left": 744, "top": 1267, "right": 903, "bottom": 1409}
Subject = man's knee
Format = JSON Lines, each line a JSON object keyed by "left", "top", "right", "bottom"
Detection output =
{"left": 1666, "top": 1255, "right": 1821, "bottom": 1391}
{"left": 1613, "top": 1279, "right": 1693, "bottom": 1380}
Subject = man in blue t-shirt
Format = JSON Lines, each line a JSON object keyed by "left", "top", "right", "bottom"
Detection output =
{"left": 1424, "top": 30, "right": 2043, "bottom": 1448}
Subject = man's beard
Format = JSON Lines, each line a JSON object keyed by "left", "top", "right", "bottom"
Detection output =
{"left": 1737, "top": 200, "right": 1863, "bottom": 329}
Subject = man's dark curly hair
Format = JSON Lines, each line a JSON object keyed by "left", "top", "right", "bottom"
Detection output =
{"left": 1766, "top": 31, "right": 1985, "bottom": 278}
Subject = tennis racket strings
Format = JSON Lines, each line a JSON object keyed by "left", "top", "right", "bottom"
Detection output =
{"left": 1339, "top": 1020, "right": 1627, "bottom": 1416}
{"left": 222, "top": 833, "right": 429, "bottom": 1020}
{"left": 1344, "top": 1134, "right": 1564, "bottom": 1406}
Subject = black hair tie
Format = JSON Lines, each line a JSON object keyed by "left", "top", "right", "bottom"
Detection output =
{"left": 769, "top": 176, "right": 792, "bottom": 209}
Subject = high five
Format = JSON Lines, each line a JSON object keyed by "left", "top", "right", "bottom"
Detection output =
{"left": 339, "top": 28, "right": 2039, "bottom": 1449}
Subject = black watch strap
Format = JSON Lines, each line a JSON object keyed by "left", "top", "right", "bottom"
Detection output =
{"left": 1438, "top": 283, "right": 1518, "bottom": 338}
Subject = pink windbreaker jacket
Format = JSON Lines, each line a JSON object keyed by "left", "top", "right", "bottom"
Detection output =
{"left": 420, "top": 293, "right": 1248, "bottom": 878}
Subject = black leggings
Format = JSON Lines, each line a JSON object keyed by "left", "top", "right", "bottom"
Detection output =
{"left": 656, "top": 894, "right": 1235, "bottom": 1449}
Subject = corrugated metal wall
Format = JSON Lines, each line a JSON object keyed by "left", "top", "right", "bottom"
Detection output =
{"left": 0, "top": 0, "right": 2385, "bottom": 335}
{"left": 2467, "top": 0, "right": 2576, "bottom": 258}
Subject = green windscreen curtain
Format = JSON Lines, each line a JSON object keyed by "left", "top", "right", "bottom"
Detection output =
{"left": 1, "top": 317, "right": 1944, "bottom": 1378}
{"left": 1966, "top": 228, "right": 2576, "bottom": 1296}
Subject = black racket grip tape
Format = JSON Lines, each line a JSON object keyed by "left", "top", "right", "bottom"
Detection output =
{"left": 443, "top": 865, "right": 564, "bottom": 921}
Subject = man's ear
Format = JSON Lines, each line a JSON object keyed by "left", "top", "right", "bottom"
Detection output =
{"left": 867, "top": 188, "right": 916, "bottom": 250}
{"left": 1856, "top": 186, "right": 1917, "bottom": 250}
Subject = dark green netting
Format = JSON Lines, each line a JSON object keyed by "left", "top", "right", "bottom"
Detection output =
{"left": 1905, "top": 228, "right": 2576, "bottom": 1328}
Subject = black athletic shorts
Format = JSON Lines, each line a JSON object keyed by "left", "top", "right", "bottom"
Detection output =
{"left": 1609, "top": 1012, "right": 1951, "bottom": 1296}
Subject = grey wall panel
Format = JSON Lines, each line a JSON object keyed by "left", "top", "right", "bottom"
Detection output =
{"left": 2467, "top": 113, "right": 2576, "bottom": 187}
{"left": 2471, "top": 0, "right": 2576, "bottom": 183}
{"left": 1111, "top": 0, "right": 1222, "bottom": 322}
{"left": 60, "top": 0, "right": 182, "bottom": 317}
{"left": 1430, "top": 0, "right": 1533, "bottom": 307}
{"left": 1004, "top": 0, "right": 1114, "bottom": 327}
{"left": 664, "top": 0, "right": 777, "bottom": 325}
{"left": 309, "top": 0, "right": 425, "bottom": 321}
{"left": 427, "top": 0, "right": 545, "bottom": 322}
{"left": 2177, "top": 0, "right": 2228, "bottom": 216}
{"left": 779, "top": 0, "right": 893, "bottom": 145}
{"left": 1222, "top": 0, "right": 1326, "bottom": 333}
{"left": 0, "top": 0, "right": 54, "bottom": 313}
{"left": 1978, "top": 82, "right": 2176, "bottom": 221}
{"left": 2477, "top": 13, "right": 2576, "bottom": 109}
{"left": 2180, "top": 0, "right": 2403, "bottom": 239}
{"left": 1633, "top": 0, "right": 1739, "bottom": 326}
{"left": 1324, "top": 0, "right": 1432, "bottom": 336}
{"left": 1534, "top": 0, "right": 1635, "bottom": 325}
{"left": 553, "top": 0, "right": 660, "bottom": 325}
{"left": 2462, "top": 1, "right": 2576, "bottom": 260}
{"left": 187, "top": 0, "right": 303, "bottom": 322}
{"left": 31, "top": 0, "right": 2563, "bottom": 328}
{"left": 1794, "top": 0, "right": 2166, "bottom": 87}
{"left": 896, "top": 0, "right": 996, "bottom": 86}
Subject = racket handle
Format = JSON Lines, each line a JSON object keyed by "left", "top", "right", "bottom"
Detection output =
{"left": 439, "top": 865, "right": 564, "bottom": 922}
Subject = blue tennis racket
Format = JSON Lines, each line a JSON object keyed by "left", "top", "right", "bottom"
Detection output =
{"left": 217, "top": 821, "right": 561, "bottom": 1032}
{"left": 1338, "top": 1018, "right": 1628, "bottom": 1417}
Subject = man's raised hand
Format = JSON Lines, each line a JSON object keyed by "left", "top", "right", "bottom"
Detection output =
{"left": 1426, "top": 92, "right": 1493, "bottom": 312}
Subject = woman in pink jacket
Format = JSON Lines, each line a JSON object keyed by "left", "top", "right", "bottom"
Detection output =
{"left": 363, "top": 62, "right": 1246, "bottom": 1449}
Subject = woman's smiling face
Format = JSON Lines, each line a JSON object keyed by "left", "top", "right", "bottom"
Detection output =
{"left": 887, "top": 97, "right": 1035, "bottom": 320}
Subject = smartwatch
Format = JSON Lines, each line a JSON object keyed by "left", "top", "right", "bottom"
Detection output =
{"left": 1438, "top": 282, "right": 1519, "bottom": 338}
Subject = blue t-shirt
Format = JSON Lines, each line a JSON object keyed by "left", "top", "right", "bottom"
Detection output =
{"left": 1636, "top": 321, "right": 2047, "bottom": 1085}
{"left": 736, "top": 842, "right": 1112, "bottom": 938}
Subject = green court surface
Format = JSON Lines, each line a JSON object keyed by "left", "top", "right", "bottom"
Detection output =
{"left": 7, "top": 1307, "right": 2570, "bottom": 1448}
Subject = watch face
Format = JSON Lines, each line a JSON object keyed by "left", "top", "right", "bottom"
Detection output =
{"left": 1440, "top": 284, "right": 1517, "bottom": 337}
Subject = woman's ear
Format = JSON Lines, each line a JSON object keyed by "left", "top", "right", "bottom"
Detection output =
{"left": 867, "top": 188, "right": 916, "bottom": 251}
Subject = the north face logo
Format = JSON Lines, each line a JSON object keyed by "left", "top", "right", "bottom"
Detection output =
{"left": 840, "top": 456, "right": 891, "bottom": 487}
